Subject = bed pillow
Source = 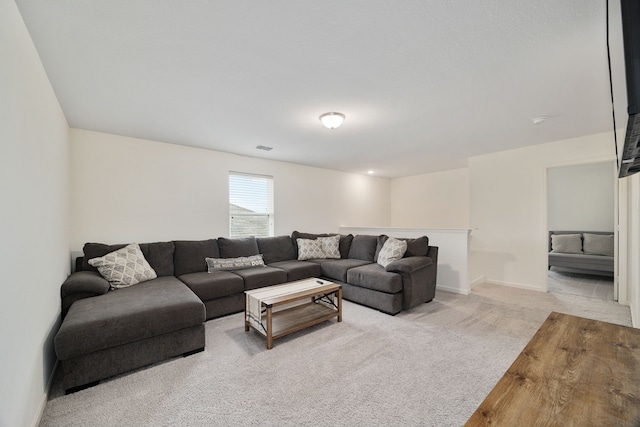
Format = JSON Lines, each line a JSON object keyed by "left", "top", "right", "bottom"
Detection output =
{"left": 550, "top": 234, "right": 583, "bottom": 254}
{"left": 88, "top": 243, "right": 157, "bottom": 289}
{"left": 206, "top": 254, "right": 265, "bottom": 271}
{"left": 583, "top": 233, "right": 614, "bottom": 256}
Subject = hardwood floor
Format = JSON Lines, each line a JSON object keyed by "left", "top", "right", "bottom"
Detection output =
{"left": 466, "top": 312, "right": 640, "bottom": 426}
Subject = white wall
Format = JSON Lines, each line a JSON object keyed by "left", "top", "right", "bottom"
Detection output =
{"left": 548, "top": 161, "right": 615, "bottom": 231}
{"left": 469, "top": 133, "right": 615, "bottom": 291}
{"left": 70, "top": 129, "right": 391, "bottom": 252}
{"left": 623, "top": 173, "right": 640, "bottom": 325}
{"left": 390, "top": 168, "right": 469, "bottom": 228}
{"left": 0, "top": 1, "right": 69, "bottom": 426}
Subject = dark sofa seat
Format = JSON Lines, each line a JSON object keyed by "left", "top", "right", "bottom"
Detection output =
{"left": 318, "top": 259, "right": 371, "bottom": 282}
{"left": 346, "top": 264, "right": 403, "bottom": 294}
{"left": 268, "top": 260, "right": 322, "bottom": 282}
{"left": 178, "top": 271, "right": 245, "bottom": 302}
{"left": 55, "top": 277, "right": 205, "bottom": 391}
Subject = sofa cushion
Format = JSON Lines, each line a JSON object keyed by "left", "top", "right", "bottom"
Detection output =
{"left": 268, "top": 260, "right": 322, "bottom": 282}
{"left": 218, "top": 237, "right": 260, "bottom": 258}
{"left": 551, "top": 234, "right": 583, "bottom": 254}
{"left": 206, "top": 254, "right": 266, "bottom": 271}
{"left": 82, "top": 241, "right": 175, "bottom": 277}
{"left": 88, "top": 243, "right": 157, "bottom": 289}
{"left": 347, "top": 263, "right": 403, "bottom": 294}
{"left": 377, "top": 237, "right": 408, "bottom": 268}
{"left": 583, "top": 233, "right": 614, "bottom": 256}
{"left": 55, "top": 276, "right": 204, "bottom": 360}
{"left": 173, "top": 239, "right": 219, "bottom": 276}
{"left": 400, "top": 236, "right": 430, "bottom": 257}
{"left": 348, "top": 235, "right": 379, "bottom": 262}
{"left": 374, "top": 235, "right": 389, "bottom": 261}
{"left": 257, "top": 236, "right": 296, "bottom": 264}
{"left": 291, "top": 231, "right": 353, "bottom": 258}
{"left": 231, "top": 266, "right": 288, "bottom": 290}
{"left": 178, "top": 271, "right": 245, "bottom": 301}
{"left": 319, "top": 259, "right": 371, "bottom": 282}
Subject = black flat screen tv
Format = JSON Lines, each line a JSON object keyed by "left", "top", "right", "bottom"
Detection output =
{"left": 619, "top": 0, "right": 640, "bottom": 178}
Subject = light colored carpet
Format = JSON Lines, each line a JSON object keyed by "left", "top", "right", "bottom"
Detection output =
{"left": 548, "top": 268, "right": 615, "bottom": 300}
{"left": 40, "top": 283, "right": 632, "bottom": 427}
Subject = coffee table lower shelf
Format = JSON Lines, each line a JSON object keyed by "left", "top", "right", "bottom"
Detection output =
{"left": 246, "top": 301, "right": 340, "bottom": 349}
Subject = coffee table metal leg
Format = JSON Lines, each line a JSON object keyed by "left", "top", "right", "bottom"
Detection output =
{"left": 266, "top": 305, "right": 273, "bottom": 349}
{"left": 244, "top": 293, "right": 250, "bottom": 331}
{"left": 337, "top": 288, "right": 342, "bottom": 322}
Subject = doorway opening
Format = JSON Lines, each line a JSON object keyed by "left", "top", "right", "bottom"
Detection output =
{"left": 546, "top": 161, "right": 617, "bottom": 301}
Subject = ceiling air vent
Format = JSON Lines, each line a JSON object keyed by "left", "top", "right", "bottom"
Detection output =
{"left": 256, "top": 145, "right": 273, "bottom": 151}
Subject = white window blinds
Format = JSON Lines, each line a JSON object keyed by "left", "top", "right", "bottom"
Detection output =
{"left": 229, "top": 172, "right": 274, "bottom": 238}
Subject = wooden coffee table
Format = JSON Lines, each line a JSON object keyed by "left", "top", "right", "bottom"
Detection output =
{"left": 244, "top": 278, "right": 342, "bottom": 349}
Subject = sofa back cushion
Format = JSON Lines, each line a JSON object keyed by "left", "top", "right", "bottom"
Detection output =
{"left": 257, "top": 236, "right": 296, "bottom": 264}
{"left": 583, "top": 233, "right": 614, "bottom": 256}
{"left": 401, "top": 236, "right": 430, "bottom": 257}
{"left": 82, "top": 241, "right": 175, "bottom": 277}
{"left": 291, "top": 231, "right": 353, "bottom": 258}
{"left": 348, "top": 235, "right": 379, "bottom": 262}
{"left": 173, "top": 239, "right": 219, "bottom": 276}
{"left": 218, "top": 237, "right": 260, "bottom": 258}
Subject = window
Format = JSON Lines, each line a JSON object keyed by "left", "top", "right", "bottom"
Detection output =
{"left": 229, "top": 172, "right": 274, "bottom": 238}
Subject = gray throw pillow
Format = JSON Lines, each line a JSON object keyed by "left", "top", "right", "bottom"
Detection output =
{"left": 550, "top": 234, "right": 583, "bottom": 254}
{"left": 88, "top": 243, "right": 157, "bottom": 289}
{"left": 206, "top": 254, "right": 265, "bottom": 271}
{"left": 583, "top": 233, "right": 614, "bottom": 256}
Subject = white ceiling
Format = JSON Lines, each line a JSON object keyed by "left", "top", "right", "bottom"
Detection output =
{"left": 16, "top": 0, "right": 628, "bottom": 178}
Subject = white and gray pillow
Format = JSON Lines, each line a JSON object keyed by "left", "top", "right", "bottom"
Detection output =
{"left": 297, "top": 238, "right": 325, "bottom": 260}
{"left": 550, "top": 234, "right": 583, "bottom": 254}
{"left": 583, "top": 233, "right": 614, "bottom": 256}
{"left": 206, "top": 254, "right": 265, "bottom": 271}
{"left": 88, "top": 243, "right": 157, "bottom": 289}
{"left": 318, "top": 235, "right": 341, "bottom": 259}
{"left": 377, "top": 237, "right": 408, "bottom": 268}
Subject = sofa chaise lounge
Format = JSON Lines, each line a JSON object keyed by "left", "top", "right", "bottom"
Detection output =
{"left": 55, "top": 232, "right": 438, "bottom": 392}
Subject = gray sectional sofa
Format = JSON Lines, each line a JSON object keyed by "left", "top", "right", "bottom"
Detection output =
{"left": 56, "top": 232, "right": 438, "bottom": 393}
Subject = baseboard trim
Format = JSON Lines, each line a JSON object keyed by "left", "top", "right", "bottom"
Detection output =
{"left": 32, "top": 359, "right": 58, "bottom": 427}
{"left": 437, "top": 284, "right": 470, "bottom": 295}
{"left": 485, "top": 279, "right": 545, "bottom": 293}
{"left": 469, "top": 275, "right": 486, "bottom": 289}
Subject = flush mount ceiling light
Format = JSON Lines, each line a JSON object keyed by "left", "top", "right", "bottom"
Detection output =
{"left": 532, "top": 116, "right": 548, "bottom": 125}
{"left": 319, "top": 112, "right": 345, "bottom": 129}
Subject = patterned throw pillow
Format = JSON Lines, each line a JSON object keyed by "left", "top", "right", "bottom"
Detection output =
{"left": 206, "top": 254, "right": 266, "bottom": 271}
{"left": 297, "top": 238, "right": 325, "bottom": 260}
{"left": 88, "top": 243, "right": 157, "bottom": 289}
{"left": 318, "top": 235, "right": 341, "bottom": 259}
{"left": 377, "top": 237, "right": 408, "bottom": 268}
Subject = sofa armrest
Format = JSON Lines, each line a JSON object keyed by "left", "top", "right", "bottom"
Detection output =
{"left": 61, "top": 271, "right": 110, "bottom": 298}
{"left": 387, "top": 248, "right": 438, "bottom": 310}
{"left": 61, "top": 271, "right": 110, "bottom": 318}
{"left": 385, "top": 256, "right": 433, "bottom": 274}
